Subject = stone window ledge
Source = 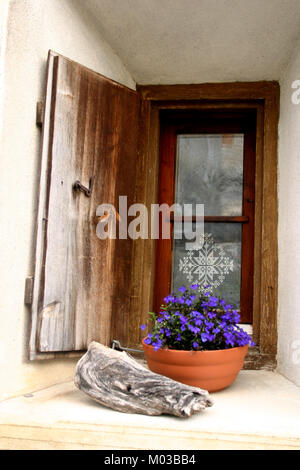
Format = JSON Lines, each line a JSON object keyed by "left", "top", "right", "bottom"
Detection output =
{"left": 0, "top": 370, "right": 299, "bottom": 450}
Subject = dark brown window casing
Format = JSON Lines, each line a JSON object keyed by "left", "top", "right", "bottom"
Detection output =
{"left": 135, "top": 82, "right": 279, "bottom": 369}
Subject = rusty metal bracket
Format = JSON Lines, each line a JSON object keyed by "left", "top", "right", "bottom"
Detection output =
{"left": 111, "top": 340, "right": 143, "bottom": 354}
{"left": 73, "top": 176, "right": 94, "bottom": 197}
{"left": 24, "top": 276, "right": 34, "bottom": 305}
{"left": 36, "top": 101, "right": 44, "bottom": 127}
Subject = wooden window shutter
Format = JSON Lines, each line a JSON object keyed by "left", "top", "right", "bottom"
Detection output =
{"left": 29, "top": 51, "right": 141, "bottom": 359}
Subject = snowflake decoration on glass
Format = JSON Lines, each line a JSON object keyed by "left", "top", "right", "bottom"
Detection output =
{"left": 178, "top": 233, "right": 235, "bottom": 288}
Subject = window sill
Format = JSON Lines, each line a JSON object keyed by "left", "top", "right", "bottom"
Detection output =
{"left": 0, "top": 370, "right": 299, "bottom": 450}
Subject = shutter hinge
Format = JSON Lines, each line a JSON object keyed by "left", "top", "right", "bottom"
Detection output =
{"left": 111, "top": 340, "right": 143, "bottom": 354}
{"left": 36, "top": 101, "right": 44, "bottom": 127}
{"left": 24, "top": 276, "right": 34, "bottom": 305}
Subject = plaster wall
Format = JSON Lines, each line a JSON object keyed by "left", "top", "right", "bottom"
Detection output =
{"left": 0, "top": 0, "right": 9, "bottom": 141}
{"left": 278, "top": 40, "right": 300, "bottom": 386}
{"left": 0, "top": 0, "right": 135, "bottom": 400}
{"left": 83, "top": 0, "right": 300, "bottom": 84}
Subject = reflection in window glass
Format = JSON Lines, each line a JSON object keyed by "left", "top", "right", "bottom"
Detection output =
{"left": 176, "top": 134, "right": 244, "bottom": 216}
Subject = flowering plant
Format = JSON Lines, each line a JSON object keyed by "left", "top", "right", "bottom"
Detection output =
{"left": 141, "top": 284, "right": 255, "bottom": 352}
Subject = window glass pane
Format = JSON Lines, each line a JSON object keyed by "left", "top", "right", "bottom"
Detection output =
{"left": 176, "top": 134, "right": 244, "bottom": 216}
{"left": 172, "top": 222, "right": 242, "bottom": 308}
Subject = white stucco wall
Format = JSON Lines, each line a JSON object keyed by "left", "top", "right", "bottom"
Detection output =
{"left": 0, "top": 0, "right": 135, "bottom": 400}
{"left": 278, "top": 40, "right": 300, "bottom": 386}
{"left": 0, "top": 0, "right": 9, "bottom": 140}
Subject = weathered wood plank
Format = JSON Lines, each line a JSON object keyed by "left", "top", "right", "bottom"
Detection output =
{"left": 243, "top": 347, "right": 276, "bottom": 370}
{"left": 252, "top": 105, "right": 264, "bottom": 346}
{"left": 29, "top": 51, "right": 140, "bottom": 358}
{"left": 137, "top": 81, "right": 280, "bottom": 101}
{"left": 259, "top": 86, "right": 279, "bottom": 355}
{"left": 127, "top": 104, "right": 160, "bottom": 349}
{"left": 75, "top": 342, "right": 213, "bottom": 417}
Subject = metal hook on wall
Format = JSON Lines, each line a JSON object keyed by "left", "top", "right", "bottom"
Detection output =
{"left": 73, "top": 176, "right": 94, "bottom": 197}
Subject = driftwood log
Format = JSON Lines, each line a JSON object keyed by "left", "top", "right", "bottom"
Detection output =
{"left": 74, "top": 342, "right": 213, "bottom": 418}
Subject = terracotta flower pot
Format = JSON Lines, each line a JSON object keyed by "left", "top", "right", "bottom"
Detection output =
{"left": 142, "top": 339, "right": 248, "bottom": 392}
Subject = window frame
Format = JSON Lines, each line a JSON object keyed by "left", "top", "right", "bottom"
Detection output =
{"left": 136, "top": 83, "right": 279, "bottom": 369}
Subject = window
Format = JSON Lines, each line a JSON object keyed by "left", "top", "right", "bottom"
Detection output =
{"left": 155, "top": 111, "right": 256, "bottom": 324}
{"left": 136, "top": 83, "right": 279, "bottom": 369}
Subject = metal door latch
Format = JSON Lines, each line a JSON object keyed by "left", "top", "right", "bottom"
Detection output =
{"left": 111, "top": 340, "right": 143, "bottom": 354}
{"left": 73, "top": 176, "right": 94, "bottom": 197}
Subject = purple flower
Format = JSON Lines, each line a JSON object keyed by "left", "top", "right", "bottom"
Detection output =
{"left": 188, "top": 324, "right": 201, "bottom": 334}
{"left": 153, "top": 341, "right": 162, "bottom": 351}
{"left": 207, "top": 311, "right": 217, "bottom": 319}
{"left": 164, "top": 294, "right": 175, "bottom": 303}
{"left": 201, "top": 332, "right": 208, "bottom": 342}
{"left": 201, "top": 331, "right": 215, "bottom": 342}
{"left": 222, "top": 311, "right": 231, "bottom": 321}
{"left": 206, "top": 333, "right": 216, "bottom": 341}
{"left": 144, "top": 334, "right": 152, "bottom": 345}
{"left": 147, "top": 287, "right": 253, "bottom": 351}
{"left": 179, "top": 315, "right": 188, "bottom": 324}
{"left": 190, "top": 284, "right": 199, "bottom": 290}
{"left": 204, "top": 320, "right": 214, "bottom": 329}
{"left": 224, "top": 331, "right": 235, "bottom": 347}
{"left": 207, "top": 297, "right": 218, "bottom": 307}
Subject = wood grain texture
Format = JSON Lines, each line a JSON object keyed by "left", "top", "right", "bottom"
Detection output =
{"left": 244, "top": 347, "right": 276, "bottom": 371}
{"left": 138, "top": 82, "right": 279, "bottom": 101}
{"left": 259, "top": 88, "right": 279, "bottom": 354}
{"left": 252, "top": 106, "right": 264, "bottom": 346}
{"left": 128, "top": 104, "right": 160, "bottom": 349}
{"left": 29, "top": 51, "right": 140, "bottom": 358}
{"left": 153, "top": 120, "right": 176, "bottom": 315}
{"left": 74, "top": 342, "right": 213, "bottom": 417}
